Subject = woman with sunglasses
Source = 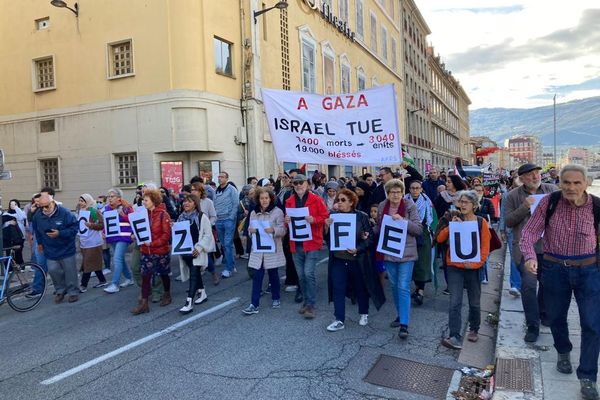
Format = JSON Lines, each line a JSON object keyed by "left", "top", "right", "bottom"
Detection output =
{"left": 376, "top": 179, "right": 423, "bottom": 339}
{"left": 324, "top": 189, "right": 385, "bottom": 332}
{"left": 405, "top": 180, "right": 437, "bottom": 305}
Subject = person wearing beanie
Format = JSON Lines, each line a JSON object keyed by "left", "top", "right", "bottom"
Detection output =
{"left": 77, "top": 194, "right": 108, "bottom": 292}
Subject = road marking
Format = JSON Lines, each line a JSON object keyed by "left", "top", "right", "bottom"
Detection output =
{"left": 41, "top": 297, "right": 240, "bottom": 385}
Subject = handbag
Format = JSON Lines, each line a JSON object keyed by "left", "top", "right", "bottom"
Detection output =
{"left": 489, "top": 227, "right": 502, "bottom": 252}
{"left": 237, "top": 201, "right": 247, "bottom": 235}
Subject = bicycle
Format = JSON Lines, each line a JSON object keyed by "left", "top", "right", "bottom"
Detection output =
{"left": 0, "top": 246, "right": 46, "bottom": 312}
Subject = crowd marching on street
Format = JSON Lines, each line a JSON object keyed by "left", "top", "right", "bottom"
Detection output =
{"left": 2, "top": 160, "right": 600, "bottom": 400}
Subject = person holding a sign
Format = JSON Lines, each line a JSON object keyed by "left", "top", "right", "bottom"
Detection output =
{"left": 102, "top": 188, "right": 135, "bottom": 294}
{"left": 375, "top": 179, "right": 423, "bottom": 339}
{"left": 77, "top": 194, "right": 108, "bottom": 292}
{"left": 436, "top": 190, "right": 491, "bottom": 349}
{"left": 190, "top": 182, "right": 219, "bottom": 286}
{"left": 324, "top": 189, "right": 384, "bottom": 331}
{"left": 242, "top": 188, "right": 286, "bottom": 315}
{"left": 284, "top": 174, "right": 329, "bottom": 319}
{"left": 132, "top": 189, "right": 173, "bottom": 315}
{"left": 177, "top": 194, "right": 215, "bottom": 314}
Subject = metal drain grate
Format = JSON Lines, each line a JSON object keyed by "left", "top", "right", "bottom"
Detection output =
{"left": 495, "top": 358, "right": 534, "bottom": 392}
{"left": 364, "top": 355, "right": 454, "bottom": 399}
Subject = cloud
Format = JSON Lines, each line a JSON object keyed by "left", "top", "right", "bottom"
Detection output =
{"left": 435, "top": 5, "right": 524, "bottom": 14}
{"left": 546, "top": 76, "right": 600, "bottom": 93}
{"left": 447, "top": 8, "right": 600, "bottom": 73}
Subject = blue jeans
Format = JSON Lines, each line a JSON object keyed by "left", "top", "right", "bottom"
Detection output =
{"left": 506, "top": 230, "right": 522, "bottom": 290}
{"left": 292, "top": 246, "right": 320, "bottom": 306}
{"left": 251, "top": 266, "right": 280, "bottom": 307}
{"left": 216, "top": 219, "right": 235, "bottom": 273}
{"left": 32, "top": 244, "right": 47, "bottom": 293}
{"left": 110, "top": 241, "right": 132, "bottom": 285}
{"left": 331, "top": 258, "right": 369, "bottom": 322}
{"left": 102, "top": 247, "right": 111, "bottom": 270}
{"left": 542, "top": 261, "right": 600, "bottom": 382}
{"left": 385, "top": 260, "right": 415, "bottom": 325}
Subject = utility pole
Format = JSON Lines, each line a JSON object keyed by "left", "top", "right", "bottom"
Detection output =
{"left": 0, "top": 149, "right": 13, "bottom": 261}
{"left": 553, "top": 94, "right": 557, "bottom": 166}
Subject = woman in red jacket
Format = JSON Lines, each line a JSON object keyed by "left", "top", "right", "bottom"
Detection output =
{"left": 132, "top": 189, "right": 173, "bottom": 315}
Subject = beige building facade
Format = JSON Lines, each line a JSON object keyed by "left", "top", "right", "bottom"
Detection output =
{"left": 0, "top": 0, "right": 410, "bottom": 201}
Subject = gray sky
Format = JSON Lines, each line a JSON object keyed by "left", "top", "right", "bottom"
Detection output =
{"left": 416, "top": 1, "right": 600, "bottom": 109}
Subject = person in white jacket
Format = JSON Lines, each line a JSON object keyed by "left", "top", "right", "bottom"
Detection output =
{"left": 177, "top": 194, "right": 215, "bottom": 314}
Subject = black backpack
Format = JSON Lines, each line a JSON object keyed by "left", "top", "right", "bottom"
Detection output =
{"left": 544, "top": 191, "right": 600, "bottom": 236}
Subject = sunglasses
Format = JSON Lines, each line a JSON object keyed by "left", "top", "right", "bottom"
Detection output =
{"left": 292, "top": 181, "right": 305, "bottom": 186}
{"left": 335, "top": 198, "right": 348, "bottom": 203}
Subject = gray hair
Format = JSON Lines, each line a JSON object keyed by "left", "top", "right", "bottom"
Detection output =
{"left": 456, "top": 190, "right": 479, "bottom": 210}
{"left": 107, "top": 187, "right": 124, "bottom": 198}
{"left": 143, "top": 181, "right": 158, "bottom": 190}
{"left": 559, "top": 164, "right": 587, "bottom": 182}
{"left": 384, "top": 178, "right": 405, "bottom": 194}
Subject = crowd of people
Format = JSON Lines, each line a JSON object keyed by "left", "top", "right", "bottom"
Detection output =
{"left": 2, "top": 160, "right": 599, "bottom": 400}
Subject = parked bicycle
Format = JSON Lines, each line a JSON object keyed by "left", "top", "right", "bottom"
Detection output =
{"left": 0, "top": 246, "right": 46, "bottom": 312}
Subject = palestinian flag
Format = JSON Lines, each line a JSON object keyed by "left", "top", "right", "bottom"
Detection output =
{"left": 453, "top": 157, "right": 466, "bottom": 179}
{"left": 402, "top": 149, "right": 416, "bottom": 168}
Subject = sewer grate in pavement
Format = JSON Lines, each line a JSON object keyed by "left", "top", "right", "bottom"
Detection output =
{"left": 495, "top": 358, "right": 534, "bottom": 392}
{"left": 364, "top": 354, "right": 454, "bottom": 399}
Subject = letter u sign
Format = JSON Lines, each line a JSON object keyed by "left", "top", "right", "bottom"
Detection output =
{"left": 449, "top": 221, "right": 481, "bottom": 263}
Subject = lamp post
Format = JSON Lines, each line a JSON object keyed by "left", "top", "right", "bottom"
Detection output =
{"left": 553, "top": 94, "right": 557, "bottom": 166}
{"left": 408, "top": 107, "right": 425, "bottom": 170}
{"left": 253, "top": 0, "right": 288, "bottom": 23}
{"left": 50, "top": 0, "right": 79, "bottom": 16}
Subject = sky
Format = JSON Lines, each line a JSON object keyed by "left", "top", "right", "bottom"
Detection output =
{"left": 415, "top": 1, "right": 600, "bottom": 110}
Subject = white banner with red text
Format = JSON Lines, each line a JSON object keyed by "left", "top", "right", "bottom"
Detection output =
{"left": 261, "top": 85, "right": 401, "bottom": 166}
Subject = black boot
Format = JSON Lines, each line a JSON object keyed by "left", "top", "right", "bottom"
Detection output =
{"left": 294, "top": 287, "right": 303, "bottom": 304}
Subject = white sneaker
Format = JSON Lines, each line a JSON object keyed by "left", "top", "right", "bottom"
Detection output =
{"left": 509, "top": 287, "right": 521, "bottom": 297}
{"left": 119, "top": 279, "right": 134, "bottom": 288}
{"left": 102, "top": 268, "right": 112, "bottom": 275}
{"left": 79, "top": 285, "right": 87, "bottom": 293}
{"left": 103, "top": 283, "right": 120, "bottom": 294}
{"left": 327, "top": 320, "right": 345, "bottom": 332}
{"left": 359, "top": 314, "right": 369, "bottom": 326}
{"left": 194, "top": 289, "right": 208, "bottom": 305}
{"left": 180, "top": 298, "right": 193, "bottom": 314}
{"left": 221, "top": 270, "right": 231, "bottom": 278}
{"left": 285, "top": 285, "right": 298, "bottom": 292}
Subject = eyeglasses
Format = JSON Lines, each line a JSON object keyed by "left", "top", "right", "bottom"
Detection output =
{"left": 409, "top": 187, "right": 421, "bottom": 190}
{"left": 292, "top": 181, "right": 305, "bottom": 186}
{"left": 336, "top": 198, "right": 348, "bottom": 203}
{"left": 388, "top": 191, "right": 403, "bottom": 195}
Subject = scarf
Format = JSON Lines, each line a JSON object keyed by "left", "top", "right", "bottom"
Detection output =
{"left": 440, "top": 190, "right": 459, "bottom": 204}
{"left": 405, "top": 193, "right": 433, "bottom": 228}
{"left": 177, "top": 209, "right": 200, "bottom": 228}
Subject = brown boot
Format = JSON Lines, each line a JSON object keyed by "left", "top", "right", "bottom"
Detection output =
{"left": 212, "top": 272, "right": 220, "bottom": 286}
{"left": 132, "top": 298, "right": 149, "bottom": 315}
{"left": 160, "top": 292, "right": 172, "bottom": 307}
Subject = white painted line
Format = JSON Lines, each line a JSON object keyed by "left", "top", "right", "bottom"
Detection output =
{"left": 317, "top": 257, "right": 329, "bottom": 265}
{"left": 41, "top": 297, "right": 240, "bottom": 385}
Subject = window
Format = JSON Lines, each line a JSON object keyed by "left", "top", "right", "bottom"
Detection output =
{"left": 355, "top": 0, "right": 364, "bottom": 38}
{"left": 370, "top": 13, "right": 377, "bottom": 52}
{"left": 214, "top": 37, "right": 233, "bottom": 76}
{"left": 114, "top": 153, "right": 138, "bottom": 186}
{"left": 341, "top": 58, "right": 351, "bottom": 93}
{"left": 323, "top": 53, "right": 335, "bottom": 95}
{"left": 40, "top": 158, "right": 60, "bottom": 189}
{"left": 391, "top": 37, "right": 397, "bottom": 70}
{"left": 339, "top": 0, "right": 349, "bottom": 23}
{"left": 381, "top": 26, "right": 388, "bottom": 61}
{"left": 33, "top": 56, "right": 55, "bottom": 91}
{"left": 357, "top": 67, "right": 366, "bottom": 90}
{"left": 108, "top": 40, "right": 134, "bottom": 78}
{"left": 40, "top": 119, "right": 55, "bottom": 133}
{"left": 301, "top": 39, "right": 316, "bottom": 92}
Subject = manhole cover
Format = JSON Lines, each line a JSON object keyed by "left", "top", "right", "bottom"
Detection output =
{"left": 495, "top": 358, "right": 533, "bottom": 392}
{"left": 364, "top": 354, "right": 454, "bottom": 399}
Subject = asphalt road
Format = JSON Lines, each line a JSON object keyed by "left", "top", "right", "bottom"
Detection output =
{"left": 0, "top": 248, "right": 467, "bottom": 400}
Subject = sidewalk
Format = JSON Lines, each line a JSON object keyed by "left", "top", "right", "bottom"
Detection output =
{"left": 494, "top": 250, "right": 596, "bottom": 400}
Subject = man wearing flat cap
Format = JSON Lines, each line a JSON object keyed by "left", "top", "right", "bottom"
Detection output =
{"left": 504, "top": 163, "right": 558, "bottom": 342}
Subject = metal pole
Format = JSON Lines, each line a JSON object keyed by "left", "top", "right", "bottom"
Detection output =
{"left": 553, "top": 94, "right": 557, "bottom": 166}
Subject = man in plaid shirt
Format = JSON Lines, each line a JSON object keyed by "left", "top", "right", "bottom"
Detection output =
{"left": 521, "top": 164, "right": 600, "bottom": 400}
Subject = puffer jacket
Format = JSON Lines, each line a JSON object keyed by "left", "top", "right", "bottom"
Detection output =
{"left": 140, "top": 204, "right": 172, "bottom": 256}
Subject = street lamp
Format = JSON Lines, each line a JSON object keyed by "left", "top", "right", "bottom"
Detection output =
{"left": 50, "top": 0, "right": 79, "bottom": 17}
{"left": 254, "top": 0, "right": 288, "bottom": 23}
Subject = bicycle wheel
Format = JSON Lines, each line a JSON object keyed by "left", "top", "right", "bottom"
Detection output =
{"left": 6, "top": 262, "right": 46, "bottom": 312}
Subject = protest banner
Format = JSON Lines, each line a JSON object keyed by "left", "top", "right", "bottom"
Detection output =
{"left": 262, "top": 85, "right": 401, "bottom": 165}
{"left": 129, "top": 208, "right": 152, "bottom": 245}
{"left": 287, "top": 207, "right": 313, "bottom": 241}
{"left": 103, "top": 209, "right": 121, "bottom": 238}
{"left": 329, "top": 213, "right": 356, "bottom": 251}
{"left": 171, "top": 221, "right": 194, "bottom": 255}
{"left": 376, "top": 215, "right": 408, "bottom": 258}
{"left": 78, "top": 210, "right": 90, "bottom": 236}
{"left": 529, "top": 194, "right": 546, "bottom": 215}
{"left": 449, "top": 221, "right": 481, "bottom": 263}
{"left": 250, "top": 220, "right": 276, "bottom": 253}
